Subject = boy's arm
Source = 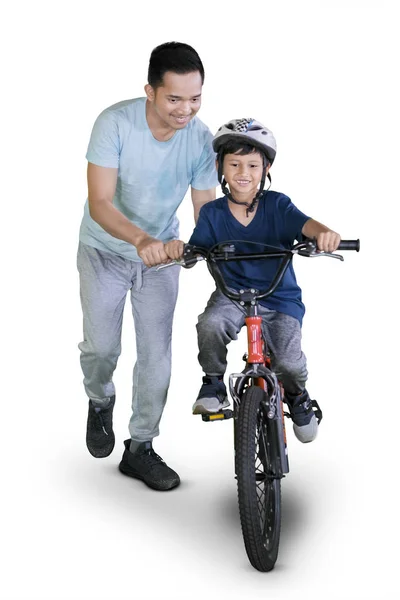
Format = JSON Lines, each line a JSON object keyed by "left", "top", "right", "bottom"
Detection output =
{"left": 302, "top": 218, "right": 341, "bottom": 253}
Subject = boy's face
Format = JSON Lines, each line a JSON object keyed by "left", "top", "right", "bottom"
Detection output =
{"left": 221, "top": 150, "right": 269, "bottom": 199}
{"left": 145, "top": 71, "right": 202, "bottom": 131}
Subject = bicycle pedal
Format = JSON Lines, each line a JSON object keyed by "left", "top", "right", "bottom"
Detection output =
{"left": 201, "top": 410, "right": 234, "bottom": 422}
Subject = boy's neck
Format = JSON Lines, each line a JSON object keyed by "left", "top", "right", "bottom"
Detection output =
{"left": 227, "top": 197, "right": 259, "bottom": 220}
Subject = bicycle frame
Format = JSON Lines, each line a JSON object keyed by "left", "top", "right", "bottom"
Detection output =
{"left": 228, "top": 308, "right": 290, "bottom": 477}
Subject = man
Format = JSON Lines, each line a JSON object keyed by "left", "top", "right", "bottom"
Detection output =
{"left": 77, "top": 42, "right": 217, "bottom": 491}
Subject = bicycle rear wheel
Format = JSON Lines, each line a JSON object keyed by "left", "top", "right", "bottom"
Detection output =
{"left": 236, "top": 385, "right": 281, "bottom": 571}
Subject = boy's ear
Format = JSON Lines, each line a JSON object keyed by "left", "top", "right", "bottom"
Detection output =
{"left": 144, "top": 84, "right": 155, "bottom": 102}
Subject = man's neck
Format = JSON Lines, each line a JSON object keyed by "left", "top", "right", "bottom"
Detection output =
{"left": 145, "top": 100, "right": 175, "bottom": 142}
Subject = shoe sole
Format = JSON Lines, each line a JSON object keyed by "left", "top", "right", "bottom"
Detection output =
{"left": 86, "top": 439, "right": 115, "bottom": 458}
{"left": 192, "top": 398, "right": 230, "bottom": 415}
{"left": 293, "top": 414, "right": 318, "bottom": 443}
{"left": 118, "top": 463, "right": 180, "bottom": 491}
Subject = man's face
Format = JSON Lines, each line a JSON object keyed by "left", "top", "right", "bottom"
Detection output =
{"left": 222, "top": 150, "right": 268, "bottom": 198}
{"left": 146, "top": 71, "right": 202, "bottom": 130}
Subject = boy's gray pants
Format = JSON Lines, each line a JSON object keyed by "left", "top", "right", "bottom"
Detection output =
{"left": 197, "top": 289, "right": 308, "bottom": 395}
{"left": 77, "top": 242, "right": 180, "bottom": 442}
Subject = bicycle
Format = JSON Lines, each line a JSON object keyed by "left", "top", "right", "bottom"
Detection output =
{"left": 158, "top": 237, "right": 360, "bottom": 572}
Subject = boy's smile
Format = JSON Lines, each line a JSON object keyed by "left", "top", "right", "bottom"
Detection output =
{"left": 222, "top": 150, "right": 269, "bottom": 203}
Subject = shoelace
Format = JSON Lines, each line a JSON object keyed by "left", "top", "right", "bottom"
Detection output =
{"left": 96, "top": 412, "right": 109, "bottom": 436}
{"left": 140, "top": 448, "right": 165, "bottom": 468}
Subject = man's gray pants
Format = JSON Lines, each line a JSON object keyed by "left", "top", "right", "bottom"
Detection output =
{"left": 197, "top": 289, "right": 308, "bottom": 395}
{"left": 77, "top": 242, "right": 180, "bottom": 442}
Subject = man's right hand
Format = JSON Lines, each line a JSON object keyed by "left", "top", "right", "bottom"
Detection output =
{"left": 136, "top": 235, "right": 170, "bottom": 267}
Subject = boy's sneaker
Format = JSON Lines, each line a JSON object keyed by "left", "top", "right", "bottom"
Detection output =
{"left": 284, "top": 390, "right": 322, "bottom": 443}
{"left": 192, "top": 376, "right": 230, "bottom": 414}
{"left": 86, "top": 396, "right": 115, "bottom": 458}
{"left": 118, "top": 440, "right": 180, "bottom": 491}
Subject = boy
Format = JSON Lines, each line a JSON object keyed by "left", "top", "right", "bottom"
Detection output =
{"left": 166, "top": 118, "right": 340, "bottom": 443}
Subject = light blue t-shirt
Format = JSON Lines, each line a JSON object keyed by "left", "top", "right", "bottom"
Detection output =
{"left": 79, "top": 97, "right": 218, "bottom": 261}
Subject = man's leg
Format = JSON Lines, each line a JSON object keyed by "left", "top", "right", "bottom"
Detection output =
{"left": 118, "top": 263, "right": 180, "bottom": 491}
{"left": 77, "top": 242, "right": 131, "bottom": 456}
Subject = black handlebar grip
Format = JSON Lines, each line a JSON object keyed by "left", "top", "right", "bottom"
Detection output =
{"left": 338, "top": 239, "right": 360, "bottom": 252}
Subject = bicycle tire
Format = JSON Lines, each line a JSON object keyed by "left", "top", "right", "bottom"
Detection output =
{"left": 236, "top": 385, "right": 282, "bottom": 572}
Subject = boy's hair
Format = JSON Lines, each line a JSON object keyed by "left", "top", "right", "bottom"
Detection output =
{"left": 148, "top": 42, "right": 205, "bottom": 89}
{"left": 218, "top": 139, "right": 269, "bottom": 166}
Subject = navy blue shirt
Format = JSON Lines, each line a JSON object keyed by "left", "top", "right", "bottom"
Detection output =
{"left": 188, "top": 191, "right": 310, "bottom": 324}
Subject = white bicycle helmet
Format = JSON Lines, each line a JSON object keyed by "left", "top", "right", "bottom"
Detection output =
{"left": 213, "top": 118, "right": 277, "bottom": 214}
{"left": 213, "top": 118, "right": 277, "bottom": 165}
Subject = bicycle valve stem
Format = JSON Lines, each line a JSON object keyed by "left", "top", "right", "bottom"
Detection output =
{"left": 245, "top": 317, "right": 264, "bottom": 363}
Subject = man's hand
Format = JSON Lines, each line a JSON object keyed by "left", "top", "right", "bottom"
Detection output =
{"left": 315, "top": 231, "right": 341, "bottom": 253}
{"left": 164, "top": 240, "right": 185, "bottom": 261}
{"left": 136, "top": 235, "right": 170, "bottom": 267}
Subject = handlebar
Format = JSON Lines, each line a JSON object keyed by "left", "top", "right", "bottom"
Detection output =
{"left": 158, "top": 238, "right": 360, "bottom": 304}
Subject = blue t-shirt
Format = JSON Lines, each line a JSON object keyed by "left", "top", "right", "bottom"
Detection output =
{"left": 79, "top": 97, "right": 218, "bottom": 261}
{"left": 188, "top": 192, "right": 310, "bottom": 324}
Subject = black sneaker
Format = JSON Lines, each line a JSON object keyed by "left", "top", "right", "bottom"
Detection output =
{"left": 192, "top": 376, "right": 230, "bottom": 414}
{"left": 118, "top": 440, "right": 180, "bottom": 491}
{"left": 86, "top": 396, "right": 115, "bottom": 458}
{"left": 284, "top": 389, "right": 322, "bottom": 443}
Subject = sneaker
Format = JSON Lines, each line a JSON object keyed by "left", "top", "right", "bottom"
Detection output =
{"left": 284, "top": 390, "right": 321, "bottom": 443}
{"left": 192, "top": 376, "right": 230, "bottom": 414}
{"left": 118, "top": 440, "right": 180, "bottom": 491}
{"left": 86, "top": 396, "right": 115, "bottom": 458}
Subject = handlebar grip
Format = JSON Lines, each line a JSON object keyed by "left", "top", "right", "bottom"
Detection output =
{"left": 338, "top": 239, "right": 360, "bottom": 252}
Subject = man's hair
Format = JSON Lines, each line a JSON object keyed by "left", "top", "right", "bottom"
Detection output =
{"left": 148, "top": 42, "right": 205, "bottom": 88}
{"left": 218, "top": 140, "right": 268, "bottom": 164}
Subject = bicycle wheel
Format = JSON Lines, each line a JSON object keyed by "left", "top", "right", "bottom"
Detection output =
{"left": 236, "top": 385, "right": 281, "bottom": 571}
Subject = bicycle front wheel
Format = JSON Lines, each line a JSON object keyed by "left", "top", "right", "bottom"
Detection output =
{"left": 236, "top": 385, "right": 282, "bottom": 572}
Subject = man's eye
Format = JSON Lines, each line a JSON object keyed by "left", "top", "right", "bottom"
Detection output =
{"left": 169, "top": 99, "right": 177, "bottom": 103}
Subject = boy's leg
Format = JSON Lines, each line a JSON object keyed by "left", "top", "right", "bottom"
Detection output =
{"left": 259, "top": 307, "right": 318, "bottom": 443}
{"left": 77, "top": 242, "right": 132, "bottom": 457}
{"left": 194, "top": 290, "right": 245, "bottom": 413}
{"left": 259, "top": 307, "right": 307, "bottom": 394}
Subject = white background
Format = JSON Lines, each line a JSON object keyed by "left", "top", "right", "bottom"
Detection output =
{"left": 1, "top": 1, "right": 399, "bottom": 599}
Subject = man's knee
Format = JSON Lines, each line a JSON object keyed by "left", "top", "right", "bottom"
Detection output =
{"left": 80, "top": 340, "right": 121, "bottom": 364}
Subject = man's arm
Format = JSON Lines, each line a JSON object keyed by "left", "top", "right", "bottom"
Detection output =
{"left": 302, "top": 218, "right": 341, "bottom": 253}
{"left": 191, "top": 187, "right": 216, "bottom": 223}
{"left": 87, "top": 163, "right": 169, "bottom": 266}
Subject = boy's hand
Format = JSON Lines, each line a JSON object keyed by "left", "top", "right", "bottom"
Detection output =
{"left": 316, "top": 231, "right": 341, "bottom": 253}
{"left": 164, "top": 240, "right": 185, "bottom": 260}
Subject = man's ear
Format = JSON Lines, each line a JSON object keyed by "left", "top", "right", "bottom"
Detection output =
{"left": 144, "top": 84, "right": 155, "bottom": 101}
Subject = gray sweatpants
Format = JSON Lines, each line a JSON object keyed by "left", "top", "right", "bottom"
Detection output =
{"left": 197, "top": 289, "right": 307, "bottom": 395}
{"left": 77, "top": 242, "right": 180, "bottom": 442}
